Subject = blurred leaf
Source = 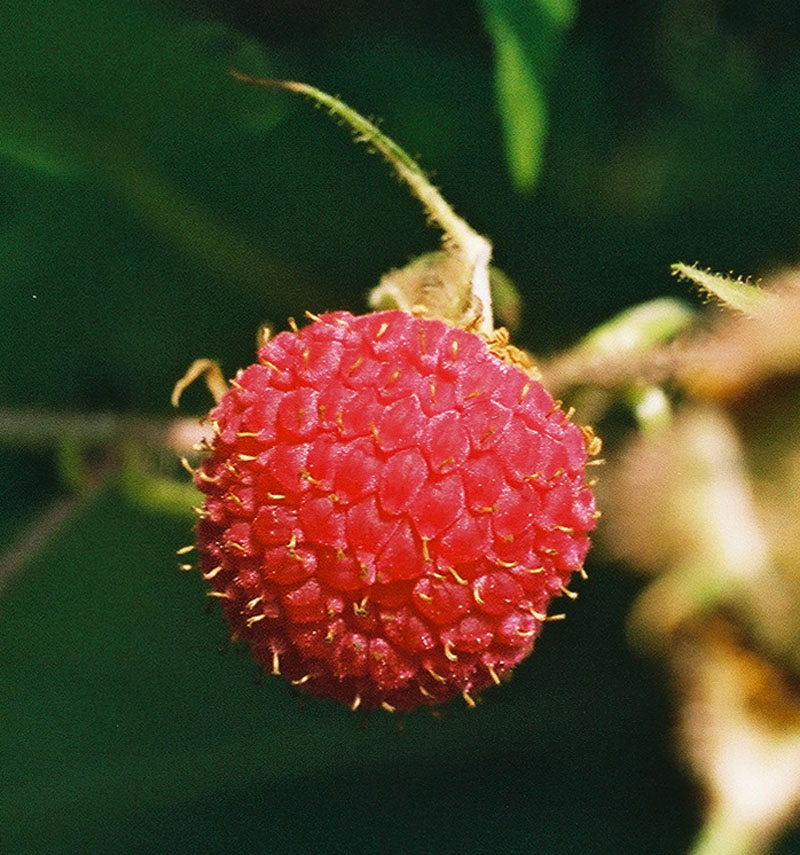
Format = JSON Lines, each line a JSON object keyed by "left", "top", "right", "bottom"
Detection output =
{"left": 0, "top": 0, "right": 313, "bottom": 363}
{"left": 0, "top": 1, "right": 286, "bottom": 177}
{"left": 578, "top": 297, "right": 696, "bottom": 358}
{"left": 535, "top": 0, "right": 578, "bottom": 28}
{"left": 481, "top": 0, "right": 576, "bottom": 192}
{"left": 119, "top": 443, "right": 201, "bottom": 520}
{"left": 0, "top": 134, "right": 81, "bottom": 180}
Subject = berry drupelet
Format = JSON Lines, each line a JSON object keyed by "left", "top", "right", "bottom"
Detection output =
{"left": 193, "top": 309, "right": 597, "bottom": 712}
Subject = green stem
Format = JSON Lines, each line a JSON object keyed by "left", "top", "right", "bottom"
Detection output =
{"left": 229, "top": 71, "right": 494, "bottom": 333}
{"left": 0, "top": 407, "right": 206, "bottom": 453}
{"left": 0, "top": 408, "right": 206, "bottom": 592}
{"left": 0, "top": 463, "right": 116, "bottom": 601}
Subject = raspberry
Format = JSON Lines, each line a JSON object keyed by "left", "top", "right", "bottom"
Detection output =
{"left": 193, "top": 310, "right": 597, "bottom": 711}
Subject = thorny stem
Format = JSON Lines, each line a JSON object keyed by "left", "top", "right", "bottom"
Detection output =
{"left": 229, "top": 70, "right": 494, "bottom": 334}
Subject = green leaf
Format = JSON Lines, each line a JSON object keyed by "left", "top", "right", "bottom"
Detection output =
{"left": 482, "top": 0, "right": 577, "bottom": 192}
{"left": 671, "top": 262, "right": 770, "bottom": 315}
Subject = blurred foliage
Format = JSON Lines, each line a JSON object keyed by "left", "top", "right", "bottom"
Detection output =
{"left": 3, "top": 1, "right": 800, "bottom": 853}
{"left": 0, "top": 1, "right": 284, "bottom": 174}
{"left": 596, "top": 273, "right": 800, "bottom": 853}
{"left": 482, "top": 0, "right": 577, "bottom": 191}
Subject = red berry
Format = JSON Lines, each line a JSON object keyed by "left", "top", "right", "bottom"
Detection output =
{"left": 194, "top": 311, "right": 597, "bottom": 711}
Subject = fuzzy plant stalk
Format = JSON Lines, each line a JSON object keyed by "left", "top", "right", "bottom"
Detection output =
{"left": 228, "top": 71, "right": 495, "bottom": 336}
{"left": 596, "top": 268, "right": 800, "bottom": 855}
{"left": 173, "top": 76, "right": 601, "bottom": 712}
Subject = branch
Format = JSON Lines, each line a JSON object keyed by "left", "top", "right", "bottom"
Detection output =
{"left": 0, "top": 407, "right": 211, "bottom": 454}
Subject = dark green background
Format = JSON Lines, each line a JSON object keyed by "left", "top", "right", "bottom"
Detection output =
{"left": 2, "top": 2, "right": 800, "bottom": 852}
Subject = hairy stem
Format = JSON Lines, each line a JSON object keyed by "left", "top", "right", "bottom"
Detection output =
{"left": 229, "top": 70, "right": 494, "bottom": 333}
{"left": 672, "top": 263, "right": 770, "bottom": 315}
